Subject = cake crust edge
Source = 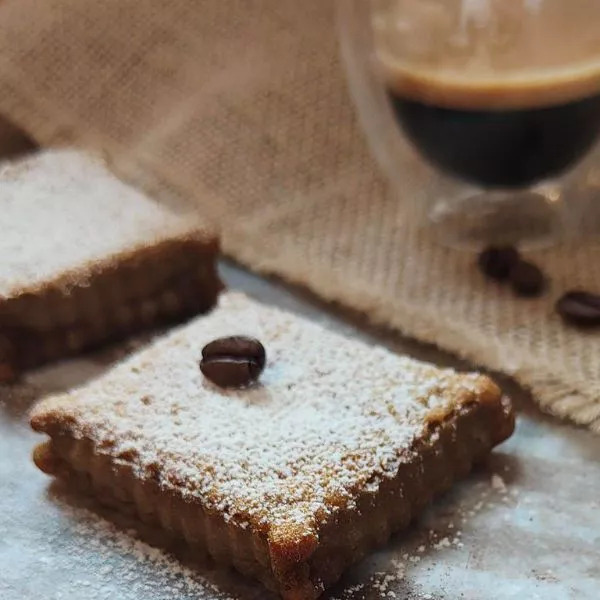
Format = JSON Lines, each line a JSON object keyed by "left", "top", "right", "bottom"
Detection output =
{"left": 1, "top": 229, "right": 221, "bottom": 381}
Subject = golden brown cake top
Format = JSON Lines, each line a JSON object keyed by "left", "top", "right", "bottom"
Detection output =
{"left": 0, "top": 149, "right": 215, "bottom": 297}
{"left": 31, "top": 292, "right": 501, "bottom": 542}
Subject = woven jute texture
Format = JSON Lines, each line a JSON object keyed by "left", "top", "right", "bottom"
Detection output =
{"left": 0, "top": 0, "right": 599, "bottom": 432}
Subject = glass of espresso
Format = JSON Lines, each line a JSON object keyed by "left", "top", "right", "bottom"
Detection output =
{"left": 337, "top": 0, "right": 600, "bottom": 247}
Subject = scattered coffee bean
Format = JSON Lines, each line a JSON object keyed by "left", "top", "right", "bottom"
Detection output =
{"left": 556, "top": 291, "right": 600, "bottom": 327}
{"left": 200, "top": 336, "right": 266, "bottom": 388}
{"left": 478, "top": 246, "right": 520, "bottom": 281}
{"left": 509, "top": 261, "right": 546, "bottom": 297}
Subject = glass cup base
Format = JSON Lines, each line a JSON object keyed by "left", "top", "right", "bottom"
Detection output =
{"left": 427, "top": 186, "right": 567, "bottom": 250}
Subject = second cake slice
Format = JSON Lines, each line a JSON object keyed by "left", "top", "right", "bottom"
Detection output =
{"left": 0, "top": 149, "right": 221, "bottom": 380}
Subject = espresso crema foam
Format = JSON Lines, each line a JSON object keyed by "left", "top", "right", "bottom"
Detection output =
{"left": 374, "top": 0, "right": 600, "bottom": 109}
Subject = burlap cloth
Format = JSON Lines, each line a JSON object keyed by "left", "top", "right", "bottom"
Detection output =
{"left": 0, "top": 0, "right": 599, "bottom": 432}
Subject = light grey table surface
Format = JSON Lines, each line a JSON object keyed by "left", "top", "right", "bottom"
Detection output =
{"left": 1, "top": 260, "right": 599, "bottom": 600}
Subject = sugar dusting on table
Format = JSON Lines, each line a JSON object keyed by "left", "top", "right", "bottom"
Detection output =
{"left": 331, "top": 470, "right": 514, "bottom": 600}
{"left": 51, "top": 499, "right": 238, "bottom": 600}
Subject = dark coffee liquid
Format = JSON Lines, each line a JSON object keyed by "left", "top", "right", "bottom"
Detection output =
{"left": 374, "top": 0, "right": 600, "bottom": 188}
{"left": 389, "top": 90, "right": 600, "bottom": 187}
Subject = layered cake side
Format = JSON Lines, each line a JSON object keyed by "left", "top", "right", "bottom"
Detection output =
{"left": 0, "top": 149, "right": 221, "bottom": 380}
{"left": 30, "top": 292, "right": 514, "bottom": 599}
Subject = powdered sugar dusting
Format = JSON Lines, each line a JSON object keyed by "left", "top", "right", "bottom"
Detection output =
{"left": 32, "top": 292, "right": 490, "bottom": 538}
{"left": 48, "top": 500, "right": 238, "bottom": 600}
{"left": 491, "top": 473, "right": 507, "bottom": 493}
{"left": 0, "top": 149, "right": 209, "bottom": 296}
{"left": 331, "top": 470, "right": 516, "bottom": 600}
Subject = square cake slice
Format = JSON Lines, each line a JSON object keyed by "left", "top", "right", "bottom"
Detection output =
{"left": 30, "top": 292, "right": 514, "bottom": 600}
{"left": 0, "top": 149, "right": 221, "bottom": 380}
